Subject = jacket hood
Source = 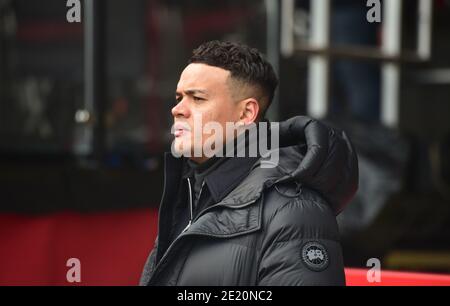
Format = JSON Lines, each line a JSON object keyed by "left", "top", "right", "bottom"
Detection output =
{"left": 267, "top": 119, "right": 358, "bottom": 215}
{"left": 220, "top": 118, "right": 358, "bottom": 216}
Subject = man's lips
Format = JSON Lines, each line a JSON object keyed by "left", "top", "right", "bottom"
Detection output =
{"left": 174, "top": 129, "right": 189, "bottom": 137}
{"left": 173, "top": 123, "right": 191, "bottom": 137}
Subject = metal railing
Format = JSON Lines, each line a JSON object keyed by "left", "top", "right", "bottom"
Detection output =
{"left": 280, "top": 0, "right": 434, "bottom": 128}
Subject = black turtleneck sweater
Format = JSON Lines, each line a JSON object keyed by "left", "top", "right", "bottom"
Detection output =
{"left": 186, "top": 157, "right": 228, "bottom": 210}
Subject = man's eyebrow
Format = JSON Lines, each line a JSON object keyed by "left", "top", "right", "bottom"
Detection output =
{"left": 176, "top": 89, "right": 209, "bottom": 96}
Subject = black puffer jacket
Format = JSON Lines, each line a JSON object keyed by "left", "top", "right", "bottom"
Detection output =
{"left": 140, "top": 117, "right": 358, "bottom": 286}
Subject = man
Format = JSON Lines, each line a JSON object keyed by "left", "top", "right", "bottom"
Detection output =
{"left": 140, "top": 41, "right": 358, "bottom": 286}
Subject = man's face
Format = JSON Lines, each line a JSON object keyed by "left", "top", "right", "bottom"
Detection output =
{"left": 172, "top": 63, "right": 242, "bottom": 163}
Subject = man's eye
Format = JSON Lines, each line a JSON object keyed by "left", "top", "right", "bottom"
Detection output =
{"left": 193, "top": 96, "right": 204, "bottom": 101}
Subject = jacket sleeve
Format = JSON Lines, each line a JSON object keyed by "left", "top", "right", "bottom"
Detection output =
{"left": 257, "top": 192, "right": 346, "bottom": 286}
{"left": 139, "top": 236, "right": 159, "bottom": 286}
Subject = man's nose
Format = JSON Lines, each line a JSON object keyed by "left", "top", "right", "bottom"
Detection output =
{"left": 171, "top": 99, "right": 190, "bottom": 118}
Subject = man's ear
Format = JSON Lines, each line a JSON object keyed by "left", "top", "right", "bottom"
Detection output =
{"left": 239, "top": 98, "right": 260, "bottom": 125}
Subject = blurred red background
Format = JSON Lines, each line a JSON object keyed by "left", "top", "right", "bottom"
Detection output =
{"left": 1, "top": 209, "right": 450, "bottom": 286}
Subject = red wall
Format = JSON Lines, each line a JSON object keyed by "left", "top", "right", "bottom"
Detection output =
{"left": 1, "top": 209, "right": 450, "bottom": 286}
{"left": 345, "top": 268, "right": 450, "bottom": 286}
{"left": 0, "top": 209, "right": 158, "bottom": 285}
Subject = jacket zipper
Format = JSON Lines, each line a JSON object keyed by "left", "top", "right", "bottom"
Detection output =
{"left": 149, "top": 177, "right": 196, "bottom": 284}
{"left": 183, "top": 179, "right": 206, "bottom": 233}
{"left": 148, "top": 179, "right": 259, "bottom": 285}
{"left": 182, "top": 178, "right": 194, "bottom": 233}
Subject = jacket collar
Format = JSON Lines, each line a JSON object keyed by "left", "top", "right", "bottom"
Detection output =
{"left": 204, "top": 156, "right": 260, "bottom": 203}
{"left": 162, "top": 152, "right": 272, "bottom": 238}
{"left": 185, "top": 159, "right": 284, "bottom": 237}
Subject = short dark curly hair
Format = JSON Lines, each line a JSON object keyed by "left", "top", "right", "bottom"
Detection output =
{"left": 189, "top": 40, "right": 278, "bottom": 120}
